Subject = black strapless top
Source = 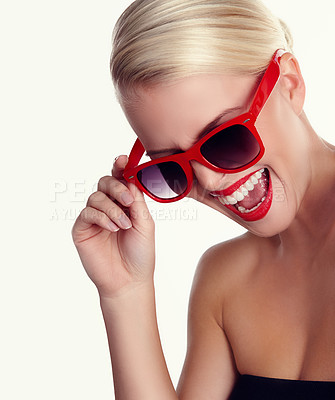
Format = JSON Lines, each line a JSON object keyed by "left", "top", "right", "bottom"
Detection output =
{"left": 228, "top": 374, "right": 335, "bottom": 400}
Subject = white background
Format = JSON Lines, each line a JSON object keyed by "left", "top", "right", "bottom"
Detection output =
{"left": 1, "top": 1, "right": 335, "bottom": 398}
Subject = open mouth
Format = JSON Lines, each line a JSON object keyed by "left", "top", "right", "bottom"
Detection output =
{"left": 210, "top": 168, "right": 272, "bottom": 221}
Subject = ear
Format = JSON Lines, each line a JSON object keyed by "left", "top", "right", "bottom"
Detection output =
{"left": 278, "top": 53, "right": 306, "bottom": 116}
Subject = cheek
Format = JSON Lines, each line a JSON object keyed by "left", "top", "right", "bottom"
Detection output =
{"left": 187, "top": 181, "right": 207, "bottom": 202}
{"left": 257, "top": 90, "right": 308, "bottom": 161}
{"left": 255, "top": 89, "right": 293, "bottom": 151}
{"left": 258, "top": 123, "right": 310, "bottom": 210}
{"left": 187, "top": 184, "right": 243, "bottom": 222}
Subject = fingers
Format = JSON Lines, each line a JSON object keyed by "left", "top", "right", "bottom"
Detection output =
{"left": 87, "top": 191, "right": 133, "bottom": 230}
{"left": 98, "top": 175, "right": 134, "bottom": 207}
{"left": 112, "top": 155, "right": 128, "bottom": 180}
{"left": 127, "top": 182, "right": 152, "bottom": 225}
{"left": 110, "top": 155, "right": 154, "bottom": 229}
{"left": 73, "top": 155, "right": 154, "bottom": 238}
{"left": 74, "top": 206, "right": 120, "bottom": 234}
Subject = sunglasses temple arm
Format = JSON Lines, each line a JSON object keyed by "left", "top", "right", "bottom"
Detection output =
{"left": 249, "top": 49, "right": 287, "bottom": 120}
{"left": 124, "top": 138, "right": 145, "bottom": 170}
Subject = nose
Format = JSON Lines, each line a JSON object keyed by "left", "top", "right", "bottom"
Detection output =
{"left": 189, "top": 160, "right": 225, "bottom": 192}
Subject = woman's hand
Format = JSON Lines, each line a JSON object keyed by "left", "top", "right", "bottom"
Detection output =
{"left": 71, "top": 155, "right": 155, "bottom": 299}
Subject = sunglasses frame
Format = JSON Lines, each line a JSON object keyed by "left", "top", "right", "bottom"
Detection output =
{"left": 123, "top": 49, "right": 286, "bottom": 203}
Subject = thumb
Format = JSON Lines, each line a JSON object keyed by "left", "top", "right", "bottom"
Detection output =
{"left": 127, "top": 182, "right": 154, "bottom": 231}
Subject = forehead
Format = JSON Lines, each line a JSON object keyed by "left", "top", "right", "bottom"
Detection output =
{"left": 121, "top": 73, "right": 258, "bottom": 151}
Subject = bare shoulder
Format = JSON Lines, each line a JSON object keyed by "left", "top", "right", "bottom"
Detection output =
{"left": 190, "top": 232, "right": 264, "bottom": 323}
{"left": 193, "top": 232, "right": 263, "bottom": 290}
{"left": 177, "top": 233, "right": 266, "bottom": 399}
{"left": 196, "top": 232, "right": 262, "bottom": 273}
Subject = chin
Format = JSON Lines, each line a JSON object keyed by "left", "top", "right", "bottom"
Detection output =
{"left": 192, "top": 188, "right": 295, "bottom": 239}
{"left": 229, "top": 199, "right": 296, "bottom": 238}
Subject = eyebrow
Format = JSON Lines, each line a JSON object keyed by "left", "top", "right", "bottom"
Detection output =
{"left": 145, "top": 106, "right": 244, "bottom": 158}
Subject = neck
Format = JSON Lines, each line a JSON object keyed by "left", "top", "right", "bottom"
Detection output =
{"left": 277, "top": 113, "right": 335, "bottom": 258}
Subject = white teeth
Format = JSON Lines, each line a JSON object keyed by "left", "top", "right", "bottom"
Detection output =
{"left": 212, "top": 169, "right": 268, "bottom": 214}
{"left": 226, "top": 195, "right": 238, "bottom": 205}
{"left": 240, "top": 186, "right": 249, "bottom": 196}
{"left": 233, "top": 190, "right": 244, "bottom": 202}
{"left": 218, "top": 197, "right": 229, "bottom": 206}
{"left": 244, "top": 180, "right": 254, "bottom": 191}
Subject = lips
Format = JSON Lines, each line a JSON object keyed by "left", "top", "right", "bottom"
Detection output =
{"left": 210, "top": 168, "right": 273, "bottom": 221}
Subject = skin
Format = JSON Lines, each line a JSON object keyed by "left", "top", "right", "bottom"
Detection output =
{"left": 72, "top": 53, "right": 335, "bottom": 399}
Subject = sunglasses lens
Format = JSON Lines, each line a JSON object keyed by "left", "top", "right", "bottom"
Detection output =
{"left": 137, "top": 161, "right": 188, "bottom": 199}
{"left": 200, "top": 124, "right": 261, "bottom": 169}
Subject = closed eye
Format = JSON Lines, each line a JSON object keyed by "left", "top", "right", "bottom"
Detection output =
{"left": 147, "top": 149, "right": 184, "bottom": 160}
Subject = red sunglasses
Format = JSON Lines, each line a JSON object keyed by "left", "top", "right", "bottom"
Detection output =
{"left": 123, "top": 49, "right": 286, "bottom": 203}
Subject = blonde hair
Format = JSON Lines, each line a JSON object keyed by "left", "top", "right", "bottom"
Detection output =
{"left": 111, "top": 0, "right": 293, "bottom": 101}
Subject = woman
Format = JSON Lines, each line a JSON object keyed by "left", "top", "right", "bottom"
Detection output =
{"left": 72, "top": 0, "right": 335, "bottom": 398}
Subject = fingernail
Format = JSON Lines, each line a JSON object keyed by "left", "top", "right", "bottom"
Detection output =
{"left": 119, "top": 214, "right": 132, "bottom": 229}
{"left": 121, "top": 191, "right": 134, "bottom": 206}
{"left": 108, "top": 220, "right": 119, "bottom": 232}
{"left": 114, "top": 156, "right": 120, "bottom": 163}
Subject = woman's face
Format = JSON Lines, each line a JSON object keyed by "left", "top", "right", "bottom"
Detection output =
{"left": 121, "top": 71, "right": 310, "bottom": 237}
